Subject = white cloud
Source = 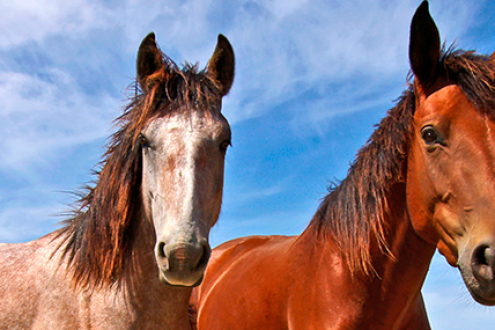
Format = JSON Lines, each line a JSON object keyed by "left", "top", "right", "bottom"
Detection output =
{"left": 1, "top": 0, "right": 482, "bottom": 125}
{"left": 219, "top": 0, "right": 480, "bottom": 124}
{"left": 0, "top": 69, "right": 119, "bottom": 173}
{"left": 0, "top": 0, "right": 110, "bottom": 48}
{"left": 269, "top": 0, "right": 310, "bottom": 20}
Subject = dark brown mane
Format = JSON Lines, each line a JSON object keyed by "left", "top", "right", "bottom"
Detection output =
{"left": 309, "top": 49, "right": 495, "bottom": 275}
{"left": 443, "top": 49, "right": 495, "bottom": 115}
{"left": 56, "top": 53, "right": 222, "bottom": 289}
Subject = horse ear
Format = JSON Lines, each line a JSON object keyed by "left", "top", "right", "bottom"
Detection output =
{"left": 137, "top": 32, "right": 164, "bottom": 92}
{"left": 207, "top": 34, "right": 235, "bottom": 96}
{"left": 489, "top": 51, "right": 495, "bottom": 62}
{"left": 409, "top": 1, "right": 441, "bottom": 85}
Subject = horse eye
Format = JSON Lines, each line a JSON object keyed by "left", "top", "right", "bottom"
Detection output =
{"left": 220, "top": 140, "right": 231, "bottom": 152}
{"left": 138, "top": 134, "right": 149, "bottom": 148}
{"left": 421, "top": 127, "right": 438, "bottom": 144}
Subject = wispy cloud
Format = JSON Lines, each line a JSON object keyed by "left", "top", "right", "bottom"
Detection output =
{"left": 214, "top": 0, "right": 480, "bottom": 124}
{"left": 0, "top": 0, "right": 109, "bottom": 48}
{"left": 0, "top": 69, "right": 119, "bottom": 173}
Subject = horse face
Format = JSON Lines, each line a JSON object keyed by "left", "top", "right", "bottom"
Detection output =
{"left": 407, "top": 2, "right": 495, "bottom": 305}
{"left": 136, "top": 33, "right": 234, "bottom": 286}
{"left": 140, "top": 110, "right": 230, "bottom": 286}
{"left": 407, "top": 83, "right": 495, "bottom": 305}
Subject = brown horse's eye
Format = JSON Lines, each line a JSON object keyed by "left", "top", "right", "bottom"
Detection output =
{"left": 138, "top": 134, "right": 149, "bottom": 148}
{"left": 421, "top": 127, "right": 437, "bottom": 144}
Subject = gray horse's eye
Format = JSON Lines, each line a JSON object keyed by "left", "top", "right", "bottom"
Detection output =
{"left": 220, "top": 140, "right": 231, "bottom": 152}
{"left": 138, "top": 134, "right": 149, "bottom": 148}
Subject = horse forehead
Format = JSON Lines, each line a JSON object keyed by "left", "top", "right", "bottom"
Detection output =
{"left": 148, "top": 111, "right": 228, "bottom": 138}
{"left": 416, "top": 84, "right": 477, "bottom": 121}
{"left": 414, "top": 85, "right": 495, "bottom": 152}
{"left": 418, "top": 85, "right": 469, "bottom": 115}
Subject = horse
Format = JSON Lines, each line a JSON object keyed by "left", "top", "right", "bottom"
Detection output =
{"left": 0, "top": 32, "right": 234, "bottom": 329}
{"left": 191, "top": 2, "right": 495, "bottom": 329}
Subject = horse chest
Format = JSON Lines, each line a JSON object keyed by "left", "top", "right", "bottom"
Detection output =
{"left": 82, "top": 285, "right": 192, "bottom": 330}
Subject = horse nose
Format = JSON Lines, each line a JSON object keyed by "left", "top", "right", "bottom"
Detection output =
{"left": 155, "top": 240, "right": 211, "bottom": 286}
{"left": 472, "top": 243, "right": 495, "bottom": 282}
{"left": 165, "top": 241, "right": 211, "bottom": 273}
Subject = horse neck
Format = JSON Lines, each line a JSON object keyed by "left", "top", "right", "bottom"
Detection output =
{"left": 301, "top": 181, "right": 436, "bottom": 328}
{"left": 298, "top": 89, "right": 437, "bottom": 326}
{"left": 305, "top": 180, "right": 436, "bottom": 280}
{"left": 362, "top": 182, "right": 436, "bottom": 328}
{"left": 370, "top": 182, "right": 436, "bottom": 291}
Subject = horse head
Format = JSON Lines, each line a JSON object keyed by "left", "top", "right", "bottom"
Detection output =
{"left": 407, "top": 1, "right": 495, "bottom": 305}
{"left": 136, "top": 33, "right": 234, "bottom": 286}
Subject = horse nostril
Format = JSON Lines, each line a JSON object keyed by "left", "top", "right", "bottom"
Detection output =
{"left": 156, "top": 242, "right": 170, "bottom": 271}
{"left": 195, "top": 242, "right": 211, "bottom": 271}
{"left": 156, "top": 241, "right": 166, "bottom": 258}
{"left": 472, "top": 245, "right": 495, "bottom": 281}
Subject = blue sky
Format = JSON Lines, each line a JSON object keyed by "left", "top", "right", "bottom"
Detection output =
{"left": 1, "top": 0, "right": 495, "bottom": 328}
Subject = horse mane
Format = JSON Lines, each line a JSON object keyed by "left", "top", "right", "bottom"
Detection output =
{"left": 309, "top": 48, "right": 495, "bottom": 276}
{"left": 56, "top": 52, "right": 222, "bottom": 289}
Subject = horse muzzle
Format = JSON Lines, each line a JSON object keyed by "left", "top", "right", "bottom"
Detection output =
{"left": 155, "top": 240, "right": 211, "bottom": 287}
{"left": 459, "top": 237, "right": 495, "bottom": 305}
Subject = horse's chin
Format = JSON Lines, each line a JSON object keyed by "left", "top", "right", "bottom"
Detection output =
{"left": 158, "top": 269, "right": 204, "bottom": 287}
{"left": 458, "top": 262, "right": 495, "bottom": 306}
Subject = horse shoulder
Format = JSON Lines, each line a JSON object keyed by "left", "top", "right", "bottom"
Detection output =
{"left": 195, "top": 235, "right": 299, "bottom": 329}
{"left": 0, "top": 241, "right": 37, "bottom": 328}
{"left": 0, "top": 234, "right": 85, "bottom": 329}
{"left": 208, "top": 235, "right": 296, "bottom": 278}
{"left": 282, "top": 232, "right": 366, "bottom": 329}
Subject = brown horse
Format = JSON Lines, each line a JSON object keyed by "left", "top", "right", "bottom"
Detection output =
{"left": 0, "top": 32, "right": 234, "bottom": 329}
{"left": 191, "top": 2, "right": 495, "bottom": 329}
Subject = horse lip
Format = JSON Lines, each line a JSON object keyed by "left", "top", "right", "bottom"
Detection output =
{"left": 158, "top": 268, "right": 204, "bottom": 287}
{"left": 469, "top": 280, "right": 495, "bottom": 306}
{"left": 459, "top": 263, "right": 495, "bottom": 306}
{"left": 468, "top": 288, "right": 495, "bottom": 306}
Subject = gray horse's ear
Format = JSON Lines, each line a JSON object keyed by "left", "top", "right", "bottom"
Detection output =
{"left": 207, "top": 34, "right": 235, "bottom": 96}
{"left": 137, "top": 32, "right": 164, "bottom": 92}
{"left": 409, "top": 1, "right": 441, "bottom": 85}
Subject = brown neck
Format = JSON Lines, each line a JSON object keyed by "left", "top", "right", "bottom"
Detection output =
{"left": 359, "top": 182, "right": 435, "bottom": 328}
{"left": 299, "top": 181, "right": 435, "bottom": 329}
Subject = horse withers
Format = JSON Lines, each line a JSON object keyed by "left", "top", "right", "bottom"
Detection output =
{"left": 192, "top": 2, "right": 495, "bottom": 329}
{"left": 0, "top": 33, "right": 234, "bottom": 329}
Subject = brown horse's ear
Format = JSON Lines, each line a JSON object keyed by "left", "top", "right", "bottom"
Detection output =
{"left": 207, "top": 34, "right": 235, "bottom": 96}
{"left": 409, "top": 1, "right": 441, "bottom": 85}
{"left": 489, "top": 51, "right": 495, "bottom": 62}
{"left": 137, "top": 32, "right": 164, "bottom": 92}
